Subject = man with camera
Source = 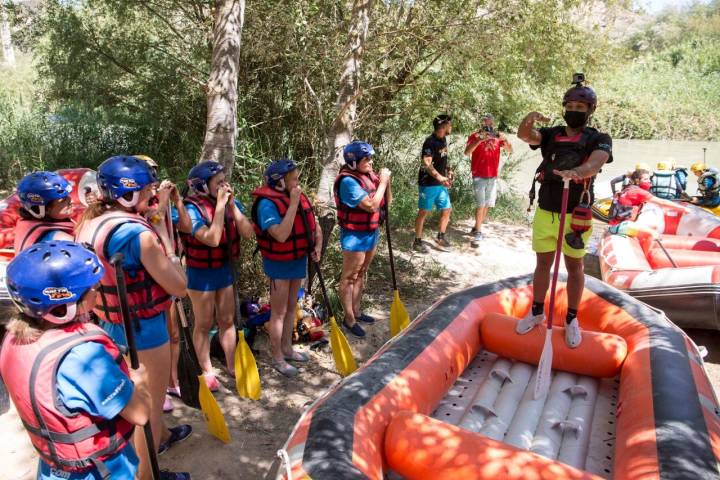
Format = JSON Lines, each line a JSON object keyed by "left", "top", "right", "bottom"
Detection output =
{"left": 464, "top": 113, "right": 513, "bottom": 248}
{"left": 515, "top": 74, "right": 612, "bottom": 349}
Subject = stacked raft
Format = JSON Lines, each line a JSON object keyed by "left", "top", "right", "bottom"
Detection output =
{"left": 600, "top": 199, "right": 720, "bottom": 329}
{"left": 279, "top": 275, "right": 720, "bottom": 479}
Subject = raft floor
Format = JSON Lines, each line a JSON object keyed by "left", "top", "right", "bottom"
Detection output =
{"left": 430, "top": 350, "right": 619, "bottom": 478}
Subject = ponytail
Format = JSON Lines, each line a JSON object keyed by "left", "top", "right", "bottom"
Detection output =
{"left": 75, "top": 199, "right": 120, "bottom": 235}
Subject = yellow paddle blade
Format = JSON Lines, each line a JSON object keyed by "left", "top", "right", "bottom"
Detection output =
{"left": 390, "top": 289, "right": 410, "bottom": 337}
{"left": 235, "top": 330, "right": 261, "bottom": 401}
{"left": 329, "top": 316, "right": 357, "bottom": 376}
{"left": 197, "top": 376, "right": 231, "bottom": 443}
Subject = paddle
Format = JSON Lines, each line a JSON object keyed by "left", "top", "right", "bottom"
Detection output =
{"left": 384, "top": 195, "right": 409, "bottom": 337}
{"left": 109, "top": 253, "right": 160, "bottom": 480}
{"left": 655, "top": 238, "right": 678, "bottom": 268}
{"left": 300, "top": 204, "right": 357, "bottom": 376}
{"left": 534, "top": 177, "right": 571, "bottom": 400}
{"left": 225, "top": 210, "right": 261, "bottom": 400}
{"left": 176, "top": 299, "right": 231, "bottom": 442}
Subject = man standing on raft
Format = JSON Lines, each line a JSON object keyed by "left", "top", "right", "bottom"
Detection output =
{"left": 516, "top": 74, "right": 612, "bottom": 348}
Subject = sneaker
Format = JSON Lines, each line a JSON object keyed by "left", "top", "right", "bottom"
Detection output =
{"left": 160, "top": 471, "right": 191, "bottom": 480}
{"left": 435, "top": 234, "right": 452, "bottom": 249}
{"left": 565, "top": 318, "right": 582, "bottom": 348}
{"left": 357, "top": 313, "right": 376, "bottom": 324}
{"left": 468, "top": 227, "right": 478, "bottom": 236}
{"left": 158, "top": 424, "right": 193, "bottom": 455}
{"left": 516, "top": 310, "right": 545, "bottom": 334}
{"left": 272, "top": 360, "right": 299, "bottom": 377}
{"left": 203, "top": 373, "right": 219, "bottom": 392}
{"left": 413, "top": 238, "right": 430, "bottom": 253}
{"left": 162, "top": 395, "right": 174, "bottom": 413}
{"left": 470, "top": 232, "right": 483, "bottom": 248}
{"left": 167, "top": 386, "right": 181, "bottom": 398}
{"left": 344, "top": 322, "right": 366, "bottom": 338}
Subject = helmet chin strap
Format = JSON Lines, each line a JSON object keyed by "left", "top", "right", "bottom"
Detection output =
{"left": 24, "top": 204, "right": 46, "bottom": 220}
{"left": 43, "top": 302, "right": 78, "bottom": 325}
{"left": 117, "top": 191, "right": 140, "bottom": 208}
{"left": 273, "top": 178, "right": 286, "bottom": 191}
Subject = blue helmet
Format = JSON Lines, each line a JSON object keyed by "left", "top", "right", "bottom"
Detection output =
{"left": 188, "top": 161, "right": 224, "bottom": 194}
{"left": 16, "top": 171, "right": 72, "bottom": 219}
{"left": 6, "top": 241, "right": 104, "bottom": 324}
{"left": 343, "top": 141, "right": 375, "bottom": 169}
{"left": 97, "top": 155, "right": 157, "bottom": 208}
{"left": 264, "top": 159, "right": 297, "bottom": 189}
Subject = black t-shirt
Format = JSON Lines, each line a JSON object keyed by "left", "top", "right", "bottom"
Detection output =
{"left": 531, "top": 126, "right": 613, "bottom": 212}
{"left": 418, "top": 134, "right": 449, "bottom": 187}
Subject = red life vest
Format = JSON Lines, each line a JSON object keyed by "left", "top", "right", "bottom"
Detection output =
{"left": 76, "top": 210, "right": 172, "bottom": 324}
{"left": 333, "top": 168, "right": 384, "bottom": 232}
{"left": 13, "top": 218, "right": 75, "bottom": 252}
{"left": 250, "top": 186, "right": 317, "bottom": 261}
{"left": 0, "top": 322, "right": 134, "bottom": 477}
{"left": 180, "top": 195, "right": 240, "bottom": 269}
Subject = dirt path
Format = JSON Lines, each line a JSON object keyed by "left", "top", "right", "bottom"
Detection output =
{"left": 1, "top": 216, "right": 719, "bottom": 480}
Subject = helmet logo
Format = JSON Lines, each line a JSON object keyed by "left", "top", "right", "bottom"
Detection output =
{"left": 26, "top": 193, "right": 44, "bottom": 203}
{"left": 42, "top": 287, "right": 74, "bottom": 301}
{"left": 119, "top": 178, "right": 138, "bottom": 188}
{"left": 346, "top": 152, "right": 355, "bottom": 160}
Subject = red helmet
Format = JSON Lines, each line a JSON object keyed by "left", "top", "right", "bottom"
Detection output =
{"left": 563, "top": 85, "right": 597, "bottom": 111}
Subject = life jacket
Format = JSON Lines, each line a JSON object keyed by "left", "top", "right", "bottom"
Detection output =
{"left": 674, "top": 167, "right": 689, "bottom": 192}
{"left": 333, "top": 168, "right": 385, "bottom": 231}
{"left": 0, "top": 322, "right": 134, "bottom": 478}
{"left": 76, "top": 210, "right": 172, "bottom": 324}
{"left": 13, "top": 218, "right": 75, "bottom": 252}
{"left": 699, "top": 171, "right": 720, "bottom": 198}
{"left": 250, "top": 186, "right": 317, "bottom": 261}
{"left": 180, "top": 195, "right": 240, "bottom": 269}
{"left": 608, "top": 186, "right": 650, "bottom": 226}
{"left": 650, "top": 171, "right": 679, "bottom": 199}
{"left": 528, "top": 127, "right": 597, "bottom": 213}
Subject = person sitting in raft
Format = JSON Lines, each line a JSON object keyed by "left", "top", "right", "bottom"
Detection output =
{"left": 250, "top": 159, "right": 322, "bottom": 377}
{"left": 650, "top": 158, "right": 685, "bottom": 200}
{"left": 333, "top": 141, "right": 391, "bottom": 338}
{"left": 608, "top": 170, "right": 652, "bottom": 225}
{"left": 516, "top": 74, "right": 612, "bottom": 348}
{"left": 180, "top": 161, "right": 254, "bottom": 391}
{"left": 609, "top": 163, "right": 650, "bottom": 195}
{"left": 75, "top": 155, "right": 191, "bottom": 480}
{"left": 14, "top": 171, "right": 75, "bottom": 252}
{"left": 0, "top": 241, "right": 155, "bottom": 480}
{"left": 692, "top": 168, "right": 720, "bottom": 208}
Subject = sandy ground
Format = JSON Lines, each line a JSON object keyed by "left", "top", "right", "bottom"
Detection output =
{"left": 1, "top": 215, "right": 719, "bottom": 480}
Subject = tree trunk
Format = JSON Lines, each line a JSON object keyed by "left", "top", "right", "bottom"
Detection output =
{"left": 200, "top": 0, "right": 245, "bottom": 177}
{"left": 1, "top": 4, "right": 15, "bottom": 68}
{"left": 309, "top": 0, "right": 373, "bottom": 291}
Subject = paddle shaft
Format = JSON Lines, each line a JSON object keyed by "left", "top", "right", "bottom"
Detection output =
{"left": 546, "top": 178, "right": 572, "bottom": 329}
{"left": 384, "top": 194, "right": 399, "bottom": 291}
{"left": 655, "top": 238, "right": 678, "bottom": 268}
{"left": 224, "top": 210, "right": 243, "bottom": 328}
{"left": 109, "top": 254, "right": 160, "bottom": 480}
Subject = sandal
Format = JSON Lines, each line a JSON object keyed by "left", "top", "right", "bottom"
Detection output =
{"left": 284, "top": 351, "right": 310, "bottom": 363}
{"left": 272, "top": 360, "right": 299, "bottom": 377}
{"left": 158, "top": 424, "right": 193, "bottom": 455}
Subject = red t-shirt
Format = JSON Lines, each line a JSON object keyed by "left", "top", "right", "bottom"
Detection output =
{"left": 467, "top": 133, "right": 507, "bottom": 178}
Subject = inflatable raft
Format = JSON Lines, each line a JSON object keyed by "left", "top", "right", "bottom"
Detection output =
{"left": 278, "top": 275, "right": 720, "bottom": 480}
{"left": 600, "top": 199, "right": 720, "bottom": 330}
{"left": 593, "top": 195, "right": 720, "bottom": 223}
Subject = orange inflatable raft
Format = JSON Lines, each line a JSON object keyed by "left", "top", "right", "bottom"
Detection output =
{"left": 600, "top": 197, "right": 720, "bottom": 330}
{"left": 278, "top": 275, "right": 720, "bottom": 479}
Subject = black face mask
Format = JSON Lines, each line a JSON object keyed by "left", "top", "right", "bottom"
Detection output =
{"left": 563, "top": 110, "right": 588, "bottom": 129}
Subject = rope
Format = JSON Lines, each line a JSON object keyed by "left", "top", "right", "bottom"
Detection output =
{"left": 277, "top": 449, "right": 292, "bottom": 480}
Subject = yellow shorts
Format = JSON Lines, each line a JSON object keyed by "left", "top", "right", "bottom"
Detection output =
{"left": 532, "top": 207, "right": 591, "bottom": 259}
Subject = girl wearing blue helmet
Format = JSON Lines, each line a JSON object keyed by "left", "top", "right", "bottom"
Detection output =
{"left": 333, "top": 141, "right": 391, "bottom": 338}
{"left": 14, "top": 171, "right": 75, "bottom": 252}
{"left": 76, "top": 155, "right": 191, "bottom": 480}
{"left": 180, "top": 161, "right": 254, "bottom": 390}
{"left": 250, "top": 159, "right": 323, "bottom": 377}
{"left": 0, "top": 241, "right": 168, "bottom": 480}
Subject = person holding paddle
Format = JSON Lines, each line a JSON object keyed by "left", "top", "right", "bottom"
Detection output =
{"left": 334, "top": 141, "right": 391, "bottom": 338}
{"left": 516, "top": 74, "right": 612, "bottom": 348}
{"left": 0, "top": 242, "right": 155, "bottom": 480}
{"left": 180, "top": 161, "right": 254, "bottom": 391}
{"left": 75, "top": 155, "right": 191, "bottom": 480}
{"left": 250, "top": 159, "right": 322, "bottom": 377}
